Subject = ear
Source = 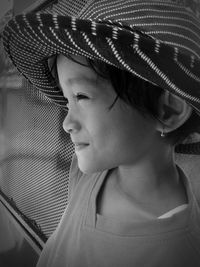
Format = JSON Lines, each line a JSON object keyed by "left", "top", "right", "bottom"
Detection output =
{"left": 156, "top": 91, "right": 192, "bottom": 134}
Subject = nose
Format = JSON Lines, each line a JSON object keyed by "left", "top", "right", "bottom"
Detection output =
{"left": 62, "top": 110, "right": 81, "bottom": 134}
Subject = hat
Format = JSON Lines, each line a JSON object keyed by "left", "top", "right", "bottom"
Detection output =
{"left": 2, "top": 0, "right": 200, "bottom": 154}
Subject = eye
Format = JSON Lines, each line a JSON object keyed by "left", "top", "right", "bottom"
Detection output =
{"left": 75, "top": 93, "right": 89, "bottom": 101}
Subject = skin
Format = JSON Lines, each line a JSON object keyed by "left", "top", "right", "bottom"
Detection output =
{"left": 56, "top": 54, "right": 187, "bottom": 221}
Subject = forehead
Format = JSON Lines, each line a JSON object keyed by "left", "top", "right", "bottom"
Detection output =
{"left": 57, "top": 54, "right": 88, "bottom": 67}
{"left": 56, "top": 54, "right": 98, "bottom": 83}
{"left": 55, "top": 54, "right": 114, "bottom": 95}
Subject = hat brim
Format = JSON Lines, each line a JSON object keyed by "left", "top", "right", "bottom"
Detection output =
{"left": 2, "top": 12, "right": 200, "bottom": 153}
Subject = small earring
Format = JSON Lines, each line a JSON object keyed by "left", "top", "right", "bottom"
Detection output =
{"left": 161, "top": 128, "right": 165, "bottom": 137}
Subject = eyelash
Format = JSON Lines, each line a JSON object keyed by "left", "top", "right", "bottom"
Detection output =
{"left": 75, "top": 93, "right": 89, "bottom": 101}
{"left": 65, "top": 93, "right": 89, "bottom": 107}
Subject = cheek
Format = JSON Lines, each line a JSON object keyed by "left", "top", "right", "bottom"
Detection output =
{"left": 77, "top": 113, "right": 155, "bottom": 172}
{"left": 84, "top": 103, "right": 156, "bottom": 154}
{"left": 88, "top": 113, "right": 130, "bottom": 151}
{"left": 100, "top": 111, "right": 155, "bottom": 154}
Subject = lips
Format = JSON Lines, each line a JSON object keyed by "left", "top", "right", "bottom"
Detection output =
{"left": 73, "top": 142, "right": 89, "bottom": 151}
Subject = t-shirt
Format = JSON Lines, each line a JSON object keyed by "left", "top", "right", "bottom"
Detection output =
{"left": 36, "top": 155, "right": 200, "bottom": 267}
{"left": 158, "top": 204, "right": 188, "bottom": 219}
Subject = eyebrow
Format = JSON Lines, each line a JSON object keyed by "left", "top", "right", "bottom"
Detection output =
{"left": 66, "top": 76, "right": 98, "bottom": 87}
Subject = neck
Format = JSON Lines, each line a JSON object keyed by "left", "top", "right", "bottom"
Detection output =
{"left": 112, "top": 146, "right": 186, "bottom": 205}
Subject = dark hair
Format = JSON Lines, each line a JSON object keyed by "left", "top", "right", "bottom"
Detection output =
{"left": 50, "top": 55, "right": 200, "bottom": 146}
{"left": 86, "top": 58, "right": 200, "bottom": 146}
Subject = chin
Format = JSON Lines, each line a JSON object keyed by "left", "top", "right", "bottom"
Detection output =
{"left": 77, "top": 158, "right": 110, "bottom": 174}
{"left": 78, "top": 163, "right": 103, "bottom": 174}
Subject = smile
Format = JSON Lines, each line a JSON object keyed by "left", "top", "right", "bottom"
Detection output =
{"left": 74, "top": 143, "right": 89, "bottom": 151}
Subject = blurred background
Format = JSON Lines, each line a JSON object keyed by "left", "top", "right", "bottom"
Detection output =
{"left": 0, "top": 1, "right": 74, "bottom": 266}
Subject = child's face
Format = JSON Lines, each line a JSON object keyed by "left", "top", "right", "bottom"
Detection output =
{"left": 57, "top": 54, "right": 160, "bottom": 173}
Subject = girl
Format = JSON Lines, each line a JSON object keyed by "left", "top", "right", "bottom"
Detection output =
{"left": 2, "top": 0, "right": 200, "bottom": 266}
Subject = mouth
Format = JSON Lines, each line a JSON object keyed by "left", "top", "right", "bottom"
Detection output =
{"left": 74, "top": 143, "right": 89, "bottom": 151}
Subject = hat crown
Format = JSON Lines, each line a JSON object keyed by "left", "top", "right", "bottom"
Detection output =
{"left": 49, "top": 0, "right": 200, "bottom": 19}
{"left": 45, "top": 0, "right": 200, "bottom": 59}
{"left": 44, "top": 0, "right": 89, "bottom": 16}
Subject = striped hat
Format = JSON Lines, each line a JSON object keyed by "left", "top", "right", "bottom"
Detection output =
{"left": 2, "top": 0, "right": 200, "bottom": 153}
